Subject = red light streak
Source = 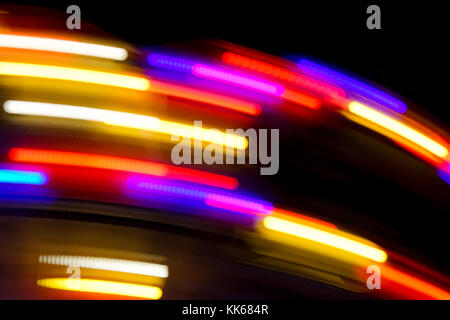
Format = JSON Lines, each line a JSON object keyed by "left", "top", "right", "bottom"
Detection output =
{"left": 9, "top": 148, "right": 238, "bottom": 190}
{"left": 150, "top": 80, "right": 261, "bottom": 116}
{"left": 382, "top": 265, "right": 450, "bottom": 300}
{"left": 282, "top": 89, "right": 322, "bottom": 110}
{"left": 222, "top": 51, "right": 346, "bottom": 98}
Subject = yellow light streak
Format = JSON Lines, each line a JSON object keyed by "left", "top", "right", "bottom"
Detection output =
{"left": 37, "top": 278, "right": 162, "bottom": 299}
{"left": 348, "top": 101, "right": 448, "bottom": 158}
{"left": 0, "top": 62, "right": 149, "bottom": 90}
{"left": 263, "top": 216, "right": 388, "bottom": 263}
{"left": 0, "top": 34, "right": 128, "bottom": 60}
{"left": 3, "top": 100, "right": 247, "bottom": 149}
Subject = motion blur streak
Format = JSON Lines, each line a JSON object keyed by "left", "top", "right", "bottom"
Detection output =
{"left": 192, "top": 64, "right": 320, "bottom": 108}
{"left": 298, "top": 59, "right": 408, "bottom": 114}
{"left": 205, "top": 194, "right": 272, "bottom": 217}
{"left": 0, "top": 34, "right": 128, "bottom": 60}
{"left": 263, "top": 216, "right": 388, "bottom": 263}
{"left": 0, "top": 168, "right": 47, "bottom": 185}
{"left": 437, "top": 167, "right": 450, "bottom": 185}
{"left": 192, "top": 64, "right": 284, "bottom": 95}
{"left": 9, "top": 148, "right": 238, "bottom": 190}
{"left": 383, "top": 265, "right": 450, "bottom": 300}
{"left": 222, "top": 52, "right": 346, "bottom": 98}
{"left": 272, "top": 208, "right": 337, "bottom": 229}
{"left": 147, "top": 53, "right": 195, "bottom": 72}
{"left": 0, "top": 62, "right": 149, "bottom": 90}
{"left": 37, "top": 278, "right": 163, "bottom": 299}
{"left": 128, "top": 176, "right": 273, "bottom": 216}
{"left": 281, "top": 89, "right": 321, "bottom": 109}
{"left": 149, "top": 80, "right": 261, "bottom": 115}
{"left": 348, "top": 102, "right": 448, "bottom": 158}
{"left": 39, "top": 255, "right": 168, "bottom": 278}
{"left": 148, "top": 53, "right": 320, "bottom": 109}
{"left": 3, "top": 101, "right": 247, "bottom": 150}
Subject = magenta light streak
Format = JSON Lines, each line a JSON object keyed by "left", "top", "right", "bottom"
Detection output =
{"left": 205, "top": 193, "right": 273, "bottom": 216}
{"left": 127, "top": 176, "right": 274, "bottom": 217}
{"left": 192, "top": 64, "right": 285, "bottom": 96}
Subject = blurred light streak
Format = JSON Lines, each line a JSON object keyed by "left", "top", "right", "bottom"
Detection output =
{"left": 9, "top": 148, "right": 238, "bottom": 190}
{"left": 0, "top": 62, "right": 149, "bottom": 90}
{"left": 386, "top": 251, "right": 450, "bottom": 289}
{"left": 348, "top": 102, "right": 448, "bottom": 158}
{"left": 222, "top": 52, "right": 346, "bottom": 98}
{"left": 147, "top": 53, "right": 195, "bottom": 72}
{"left": 0, "top": 168, "right": 47, "bottom": 185}
{"left": 298, "top": 59, "right": 407, "bottom": 113}
{"left": 37, "top": 278, "right": 162, "bottom": 299}
{"left": 39, "top": 255, "right": 168, "bottom": 278}
{"left": 148, "top": 53, "right": 321, "bottom": 109}
{"left": 192, "top": 64, "right": 284, "bottom": 95}
{"left": 382, "top": 265, "right": 450, "bottom": 300}
{"left": 0, "top": 34, "right": 128, "bottom": 60}
{"left": 324, "top": 95, "right": 352, "bottom": 110}
{"left": 437, "top": 166, "right": 450, "bottom": 185}
{"left": 281, "top": 89, "right": 321, "bottom": 109}
{"left": 127, "top": 176, "right": 273, "bottom": 216}
{"left": 150, "top": 80, "right": 261, "bottom": 115}
{"left": 272, "top": 208, "right": 337, "bottom": 229}
{"left": 262, "top": 216, "right": 388, "bottom": 263}
{"left": 166, "top": 167, "right": 238, "bottom": 190}
{"left": 3, "top": 101, "right": 247, "bottom": 150}
{"left": 341, "top": 109, "right": 444, "bottom": 167}
{"left": 204, "top": 194, "right": 272, "bottom": 216}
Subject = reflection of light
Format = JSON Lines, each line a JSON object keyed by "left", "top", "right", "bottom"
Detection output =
{"left": 150, "top": 80, "right": 261, "bottom": 116}
{"left": 262, "top": 216, "right": 388, "bottom": 263}
{"left": 0, "top": 62, "right": 149, "bottom": 90}
{"left": 127, "top": 176, "right": 273, "bottom": 216}
{"left": 0, "top": 169, "right": 47, "bottom": 185}
{"left": 37, "top": 278, "right": 163, "bottom": 299}
{"left": 222, "top": 52, "right": 345, "bottom": 98}
{"left": 10, "top": 148, "right": 238, "bottom": 190}
{"left": 383, "top": 265, "right": 450, "bottom": 300}
{"left": 4, "top": 101, "right": 247, "bottom": 150}
{"left": 39, "top": 255, "right": 168, "bottom": 278}
{"left": 0, "top": 34, "right": 128, "bottom": 60}
{"left": 298, "top": 59, "right": 407, "bottom": 113}
{"left": 348, "top": 102, "right": 448, "bottom": 158}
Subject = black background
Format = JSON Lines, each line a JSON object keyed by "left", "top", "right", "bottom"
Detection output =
{"left": 2, "top": 0, "right": 449, "bottom": 287}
